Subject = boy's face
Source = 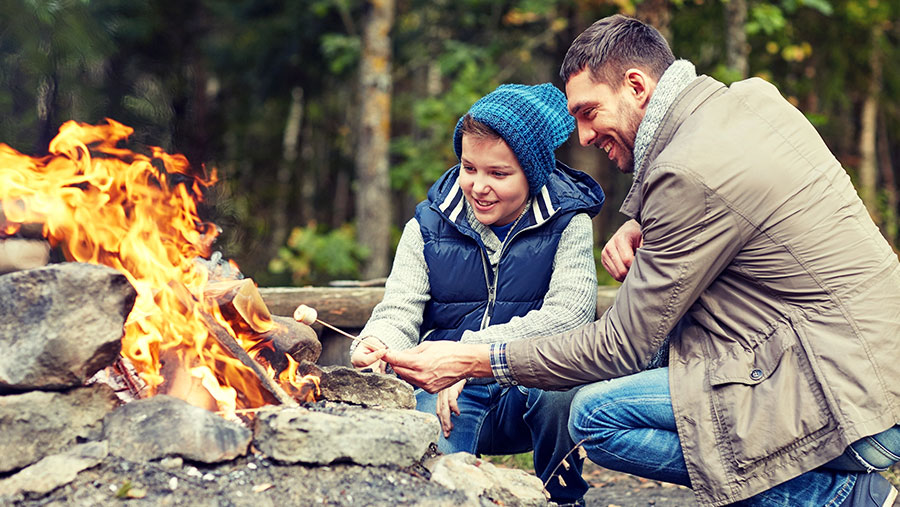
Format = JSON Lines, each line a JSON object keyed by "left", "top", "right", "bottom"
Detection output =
{"left": 459, "top": 134, "right": 530, "bottom": 227}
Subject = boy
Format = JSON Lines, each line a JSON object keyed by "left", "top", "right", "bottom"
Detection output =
{"left": 351, "top": 83, "right": 604, "bottom": 505}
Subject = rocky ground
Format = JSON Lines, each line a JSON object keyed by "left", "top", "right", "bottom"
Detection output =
{"left": 11, "top": 451, "right": 695, "bottom": 507}
{"left": 582, "top": 463, "right": 696, "bottom": 506}
{"left": 10, "top": 442, "right": 900, "bottom": 506}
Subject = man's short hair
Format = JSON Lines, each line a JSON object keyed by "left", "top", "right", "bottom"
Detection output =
{"left": 560, "top": 14, "right": 675, "bottom": 88}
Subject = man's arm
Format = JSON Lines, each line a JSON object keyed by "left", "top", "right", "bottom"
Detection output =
{"left": 385, "top": 168, "right": 748, "bottom": 392}
{"left": 460, "top": 213, "right": 597, "bottom": 345}
{"left": 506, "top": 166, "right": 748, "bottom": 389}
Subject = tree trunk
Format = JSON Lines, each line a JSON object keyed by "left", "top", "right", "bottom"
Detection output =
{"left": 858, "top": 25, "right": 882, "bottom": 223}
{"left": 878, "top": 111, "right": 897, "bottom": 248}
{"left": 723, "top": 0, "right": 749, "bottom": 79}
{"left": 355, "top": 0, "right": 395, "bottom": 279}
{"left": 270, "top": 87, "right": 305, "bottom": 257}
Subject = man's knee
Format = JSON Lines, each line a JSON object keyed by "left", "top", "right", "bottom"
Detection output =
{"left": 568, "top": 381, "right": 617, "bottom": 443}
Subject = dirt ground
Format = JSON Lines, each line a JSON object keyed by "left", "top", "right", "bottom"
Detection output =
{"left": 9, "top": 448, "right": 899, "bottom": 506}
{"left": 581, "top": 462, "right": 696, "bottom": 506}
{"left": 7, "top": 453, "right": 696, "bottom": 507}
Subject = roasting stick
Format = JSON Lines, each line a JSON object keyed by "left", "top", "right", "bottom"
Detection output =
{"left": 293, "top": 304, "right": 384, "bottom": 352}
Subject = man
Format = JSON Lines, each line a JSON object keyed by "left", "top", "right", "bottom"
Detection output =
{"left": 382, "top": 14, "right": 900, "bottom": 507}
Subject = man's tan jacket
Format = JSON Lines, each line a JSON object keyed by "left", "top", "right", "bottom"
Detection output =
{"left": 506, "top": 76, "right": 900, "bottom": 506}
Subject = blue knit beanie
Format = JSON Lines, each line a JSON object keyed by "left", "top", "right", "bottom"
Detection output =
{"left": 453, "top": 83, "right": 575, "bottom": 195}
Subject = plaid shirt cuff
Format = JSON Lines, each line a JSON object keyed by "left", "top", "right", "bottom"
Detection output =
{"left": 490, "top": 343, "right": 517, "bottom": 386}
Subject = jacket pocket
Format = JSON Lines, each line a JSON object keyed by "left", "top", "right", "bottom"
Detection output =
{"left": 707, "top": 323, "right": 832, "bottom": 472}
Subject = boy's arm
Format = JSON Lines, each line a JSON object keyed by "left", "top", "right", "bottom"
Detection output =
{"left": 459, "top": 213, "right": 597, "bottom": 345}
{"left": 354, "top": 219, "right": 430, "bottom": 352}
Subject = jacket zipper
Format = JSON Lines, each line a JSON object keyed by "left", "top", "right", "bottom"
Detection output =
{"left": 479, "top": 249, "right": 494, "bottom": 329}
{"left": 478, "top": 208, "right": 533, "bottom": 330}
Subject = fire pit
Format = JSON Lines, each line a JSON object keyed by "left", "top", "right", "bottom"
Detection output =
{"left": 0, "top": 119, "right": 322, "bottom": 415}
{"left": 0, "top": 120, "right": 551, "bottom": 506}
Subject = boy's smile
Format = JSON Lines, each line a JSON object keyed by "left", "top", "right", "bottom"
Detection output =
{"left": 459, "top": 134, "right": 530, "bottom": 227}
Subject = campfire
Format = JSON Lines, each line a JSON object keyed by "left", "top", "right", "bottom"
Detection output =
{"left": 0, "top": 119, "right": 320, "bottom": 416}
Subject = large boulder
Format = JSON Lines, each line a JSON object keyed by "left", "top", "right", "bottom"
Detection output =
{"left": 0, "top": 263, "right": 136, "bottom": 391}
{"left": 103, "top": 395, "right": 252, "bottom": 464}
{"left": 253, "top": 404, "right": 439, "bottom": 467}
{"left": 0, "top": 384, "right": 119, "bottom": 473}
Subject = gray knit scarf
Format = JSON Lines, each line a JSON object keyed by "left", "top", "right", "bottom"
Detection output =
{"left": 632, "top": 60, "right": 697, "bottom": 178}
{"left": 631, "top": 60, "right": 696, "bottom": 370}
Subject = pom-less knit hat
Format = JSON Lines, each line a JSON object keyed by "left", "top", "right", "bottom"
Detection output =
{"left": 453, "top": 83, "right": 575, "bottom": 195}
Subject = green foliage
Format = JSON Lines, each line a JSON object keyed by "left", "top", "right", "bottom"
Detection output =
{"left": 747, "top": 3, "right": 787, "bottom": 36}
{"left": 320, "top": 33, "right": 361, "bottom": 74}
{"left": 114, "top": 480, "right": 133, "bottom": 499}
{"left": 268, "top": 222, "right": 370, "bottom": 286}
{"left": 711, "top": 64, "right": 745, "bottom": 85}
{"left": 483, "top": 452, "right": 534, "bottom": 472}
{"left": 2, "top": 0, "right": 900, "bottom": 275}
{"left": 390, "top": 49, "right": 499, "bottom": 198}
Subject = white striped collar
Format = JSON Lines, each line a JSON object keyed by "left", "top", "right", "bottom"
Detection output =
{"left": 437, "top": 177, "right": 558, "bottom": 228}
{"left": 438, "top": 175, "right": 466, "bottom": 223}
{"left": 527, "top": 184, "right": 557, "bottom": 226}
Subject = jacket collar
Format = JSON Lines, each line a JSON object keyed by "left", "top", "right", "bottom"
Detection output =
{"left": 620, "top": 75, "right": 727, "bottom": 221}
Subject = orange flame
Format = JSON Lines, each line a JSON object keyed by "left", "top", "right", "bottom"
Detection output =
{"left": 0, "top": 119, "right": 318, "bottom": 414}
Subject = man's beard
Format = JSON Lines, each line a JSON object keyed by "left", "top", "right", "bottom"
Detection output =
{"left": 614, "top": 98, "right": 643, "bottom": 174}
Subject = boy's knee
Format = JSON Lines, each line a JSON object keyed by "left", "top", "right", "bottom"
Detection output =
{"left": 528, "top": 386, "right": 578, "bottom": 410}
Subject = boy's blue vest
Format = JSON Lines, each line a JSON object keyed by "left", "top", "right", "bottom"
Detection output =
{"left": 414, "top": 161, "right": 604, "bottom": 342}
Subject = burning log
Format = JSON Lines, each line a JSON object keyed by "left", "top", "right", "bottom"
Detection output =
{"left": 205, "top": 278, "right": 321, "bottom": 368}
{"left": 200, "top": 313, "right": 298, "bottom": 407}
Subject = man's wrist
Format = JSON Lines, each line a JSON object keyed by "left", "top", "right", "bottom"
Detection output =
{"left": 488, "top": 343, "right": 517, "bottom": 386}
{"left": 460, "top": 343, "right": 493, "bottom": 378}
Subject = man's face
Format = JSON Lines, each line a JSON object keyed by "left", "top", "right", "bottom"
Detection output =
{"left": 566, "top": 70, "right": 645, "bottom": 173}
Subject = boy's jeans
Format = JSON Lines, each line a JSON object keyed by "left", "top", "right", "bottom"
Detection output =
{"left": 416, "top": 382, "right": 588, "bottom": 503}
{"left": 568, "top": 367, "right": 900, "bottom": 506}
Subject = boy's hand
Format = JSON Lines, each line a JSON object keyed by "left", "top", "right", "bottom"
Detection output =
{"left": 436, "top": 379, "right": 466, "bottom": 437}
{"left": 350, "top": 336, "right": 388, "bottom": 373}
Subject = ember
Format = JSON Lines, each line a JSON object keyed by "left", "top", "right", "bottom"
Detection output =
{"left": 0, "top": 119, "right": 320, "bottom": 415}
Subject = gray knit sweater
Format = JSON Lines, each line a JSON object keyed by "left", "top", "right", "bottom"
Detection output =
{"left": 355, "top": 204, "right": 598, "bottom": 353}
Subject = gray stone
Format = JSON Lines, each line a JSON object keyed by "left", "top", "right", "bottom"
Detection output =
{"left": 0, "top": 384, "right": 119, "bottom": 473}
{"left": 103, "top": 395, "right": 251, "bottom": 463}
{"left": 0, "top": 263, "right": 136, "bottom": 391}
{"left": 253, "top": 404, "right": 439, "bottom": 467}
{"left": 0, "top": 441, "right": 108, "bottom": 497}
{"left": 426, "top": 452, "right": 550, "bottom": 507}
{"left": 318, "top": 365, "right": 415, "bottom": 409}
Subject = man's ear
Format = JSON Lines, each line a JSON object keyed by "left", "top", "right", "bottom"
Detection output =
{"left": 623, "top": 68, "right": 654, "bottom": 109}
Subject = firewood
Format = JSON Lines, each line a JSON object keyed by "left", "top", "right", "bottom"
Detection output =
{"left": 201, "top": 313, "right": 298, "bottom": 408}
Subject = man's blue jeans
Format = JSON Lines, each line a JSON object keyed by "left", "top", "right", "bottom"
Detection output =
{"left": 416, "top": 382, "right": 588, "bottom": 503}
{"left": 568, "top": 367, "right": 900, "bottom": 505}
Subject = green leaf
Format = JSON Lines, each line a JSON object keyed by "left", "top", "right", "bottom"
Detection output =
{"left": 797, "top": 0, "right": 833, "bottom": 16}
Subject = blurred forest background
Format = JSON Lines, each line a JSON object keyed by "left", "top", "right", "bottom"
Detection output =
{"left": 2, "top": 0, "right": 898, "bottom": 286}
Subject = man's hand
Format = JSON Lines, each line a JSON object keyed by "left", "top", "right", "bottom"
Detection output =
{"left": 601, "top": 219, "right": 643, "bottom": 282}
{"left": 350, "top": 336, "right": 388, "bottom": 373}
{"left": 382, "top": 341, "right": 492, "bottom": 393}
{"left": 436, "top": 379, "right": 466, "bottom": 438}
